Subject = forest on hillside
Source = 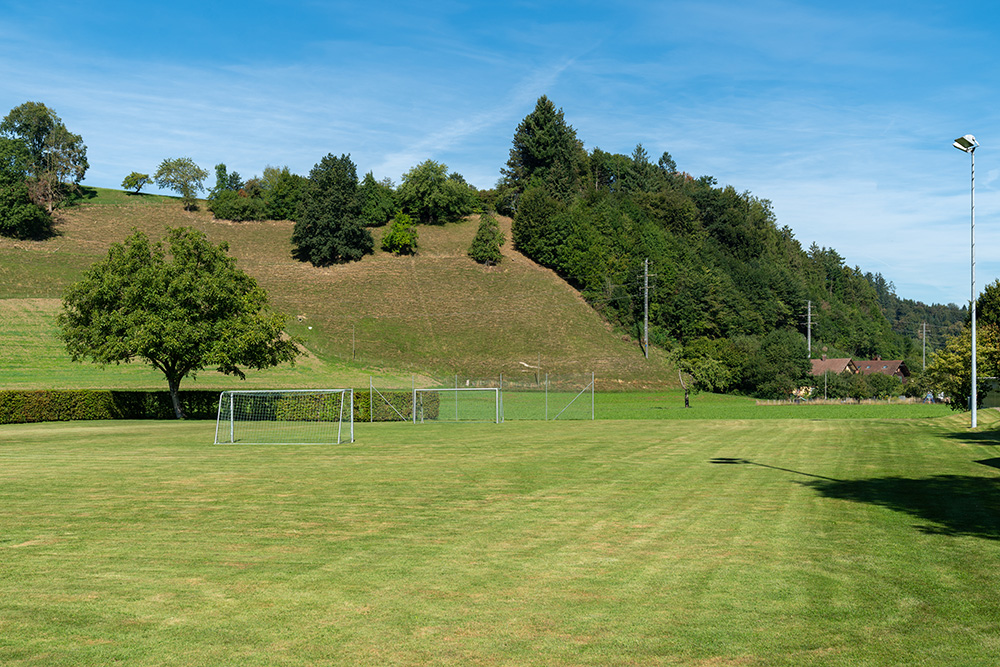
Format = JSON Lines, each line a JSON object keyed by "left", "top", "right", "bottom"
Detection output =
{"left": 0, "top": 98, "right": 967, "bottom": 400}
{"left": 493, "top": 97, "right": 965, "bottom": 397}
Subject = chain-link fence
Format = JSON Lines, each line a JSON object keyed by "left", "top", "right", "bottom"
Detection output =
{"left": 364, "top": 373, "right": 596, "bottom": 422}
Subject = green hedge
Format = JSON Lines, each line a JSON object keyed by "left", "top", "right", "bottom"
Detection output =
{"left": 354, "top": 390, "right": 438, "bottom": 422}
{"left": 0, "top": 389, "right": 438, "bottom": 425}
{"left": 0, "top": 390, "right": 220, "bottom": 425}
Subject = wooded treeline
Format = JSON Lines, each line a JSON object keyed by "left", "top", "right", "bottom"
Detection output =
{"left": 495, "top": 96, "right": 964, "bottom": 397}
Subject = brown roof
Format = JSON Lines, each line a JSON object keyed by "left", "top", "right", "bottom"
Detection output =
{"left": 855, "top": 360, "right": 910, "bottom": 378}
{"left": 810, "top": 358, "right": 856, "bottom": 376}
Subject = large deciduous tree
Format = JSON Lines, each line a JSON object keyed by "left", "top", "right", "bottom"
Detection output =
{"left": 292, "top": 153, "right": 373, "bottom": 265}
{"left": 59, "top": 227, "right": 300, "bottom": 419}
{"left": 397, "top": 159, "right": 479, "bottom": 225}
{"left": 0, "top": 101, "right": 89, "bottom": 213}
{"left": 154, "top": 157, "right": 209, "bottom": 211}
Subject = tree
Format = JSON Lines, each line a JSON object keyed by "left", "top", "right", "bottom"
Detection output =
{"left": 501, "top": 95, "right": 588, "bottom": 204}
{"left": 154, "top": 157, "right": 209, "bottom": 211}
{"left": 208, "top": 163, "right": 244, "bottom": 199}
{"left": 121, "top": 172, "right": 151, "bottom": 194}
{"left": 59, "top": 227, "right": 300, "bottom": 419}
{"left": 207, "top": 163, "right": 267, "bottom": 222}
{"left": 740, "top": 329, "right": 811, "bottom": 399}
{"left": 260, "top": 165, "right": 306, "bottom": 221}
{"left": 924, "top": 323, "right": 1000, "bottom": 411}
{"left": 292, "top": 153, "right": 373, "bottom": 265}
{"left": 0, "top": 137, "right": 51, "bottom": 239}
{"left": 0, "top": 101, "right": 89, "bottom": 213}
{"left": 359, "top": 171, "right": 396, "bottom": 226}
{"left": 381, "top": 212, "right": 418, "bottom": 255}
{"left": 468, "top": 213, "right": 506, "bottom": 265}
{"left": 397, "top": 159, "right": 479, "bottom": 225}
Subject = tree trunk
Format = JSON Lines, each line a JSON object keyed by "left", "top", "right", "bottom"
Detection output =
{"left": 167, "top": 375, "right": 186, "bottom": 419}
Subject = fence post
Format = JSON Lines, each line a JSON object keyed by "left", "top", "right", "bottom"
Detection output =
{"left": 545, "top": 373, "right": 549, "bottom": 421}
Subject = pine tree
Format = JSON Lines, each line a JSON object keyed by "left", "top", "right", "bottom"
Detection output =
{"left": 468, "top": 213, "right": 506, "bottom": 265}
{"left": 501, "top": 96, "right": 588, "bottom": 204}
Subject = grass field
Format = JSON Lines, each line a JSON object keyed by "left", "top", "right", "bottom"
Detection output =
{"left": 3, "top": 410, "right": 999, "bottom": 666}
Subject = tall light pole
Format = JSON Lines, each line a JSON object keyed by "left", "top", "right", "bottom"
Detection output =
{"left": 954, "top": 134, "right": 979, "bottom": 427}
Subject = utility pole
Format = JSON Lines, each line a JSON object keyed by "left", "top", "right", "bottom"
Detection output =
{"left": 922, "top": 321, "right": 927, "bottom": 371}
{"left": 807, "top": 300, "right": 812, "bottom": 356}
{"left": 644, "top": 258, "right": 649, "bottom": 359}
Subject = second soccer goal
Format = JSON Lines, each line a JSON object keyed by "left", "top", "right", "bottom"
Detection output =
{"left": 413, "top": 387, "right": 500, "bottom": 423}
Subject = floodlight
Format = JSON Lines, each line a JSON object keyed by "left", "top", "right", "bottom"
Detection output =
{"left": 954, "top": 134, "right": 979, "bottom": 152}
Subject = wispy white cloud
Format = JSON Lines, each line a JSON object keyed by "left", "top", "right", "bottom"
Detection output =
{"left": 2, "top": 0, "right": 999, "bottom": 305}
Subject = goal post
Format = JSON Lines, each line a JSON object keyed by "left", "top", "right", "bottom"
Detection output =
{"left": 412, "top": 387, "right": 500, "bottom": 423}
{"left": 214, "top": 389, "right": 354, "bottom": 444}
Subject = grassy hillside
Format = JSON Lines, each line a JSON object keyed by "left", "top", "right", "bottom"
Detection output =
{"left": 0, "top": 188, "right": 673, "bottom": 390}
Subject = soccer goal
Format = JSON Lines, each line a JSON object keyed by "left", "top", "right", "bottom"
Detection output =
{"left": 413, "top": 387, "right": 500, "bottom": 423}
{"left": 214, "top": 389, "right": 354, "bottom": 444}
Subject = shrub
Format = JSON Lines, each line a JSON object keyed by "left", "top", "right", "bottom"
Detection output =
{"left": 209, "top": 189, "right": 268, "bottom": 221}
{"left": 0, "top": 178, "right": 51, "bottom": 239}
{"left": 0, "top": 390, "right": 219, "bottom": 424}
{"left": 381, "top": 212, "right": 419, "bottom": 255}
{"left": 468, "top": 213, "right": 506, "bottom": 265}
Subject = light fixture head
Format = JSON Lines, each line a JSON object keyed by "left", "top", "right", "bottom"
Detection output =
{"left": 954, "top": 134, "right": 979, "bottom": 152}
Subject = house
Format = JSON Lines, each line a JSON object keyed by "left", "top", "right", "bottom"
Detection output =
{"left": 854, "top": 357, "right": 910, "bottom": 383}
{"left": 810, "top": 356, "right": 857, "bottom": 377}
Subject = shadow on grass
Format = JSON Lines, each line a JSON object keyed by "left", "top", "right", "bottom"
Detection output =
{"left": 802, "top": 475, "right": 1000, "bottom": 540}
{"left": 942, "top": 429, "right": 1000, "bottom": 445}
{"left": 710, "top": 457, "right": 839, "bottom": 481}
{"left": 711, "top": 458, "right": 1000, "bottom": 539}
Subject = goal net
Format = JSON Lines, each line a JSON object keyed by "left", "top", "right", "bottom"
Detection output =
{"left": 214, "top": 389, "right": 354, "bottom": 444}
{"left": 413, "top": 387, "right": 500, "bottom": 423}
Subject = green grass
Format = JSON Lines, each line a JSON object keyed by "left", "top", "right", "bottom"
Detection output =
{"left": 3, "top": 415, "right": 999, "bottom": 665}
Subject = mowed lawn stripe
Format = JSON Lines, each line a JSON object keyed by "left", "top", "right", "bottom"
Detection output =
{"left": 2, "top": 417, "right": 999, "bottom": 665}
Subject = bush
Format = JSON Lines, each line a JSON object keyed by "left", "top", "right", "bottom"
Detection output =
{"left": 0, "top": 390, "right": 219, "bottom": 424}
{"left": 381, "top": 212, "right": 419, "bottom": 255}
{"left": 0, "top": 178, "right": 52, "bottom": 239}
{"left": 209, "top": 189, "right": 268, "bottom": 221}
{"left": 353, "top": 390, "right": 438, "bottom": 421}
{"left": 468, "top": 213, "right": 506, "bottom": 265}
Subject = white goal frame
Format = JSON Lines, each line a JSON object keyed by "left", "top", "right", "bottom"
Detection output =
{"left": 412, "top": 387, "right": 500, "bottom": 424}
{"left": 214, "top": 389, "right": 354, "bottom": 444}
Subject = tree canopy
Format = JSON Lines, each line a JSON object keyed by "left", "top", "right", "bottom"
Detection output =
{"left": 0, "top": 101, "right": 89, "bottom": 213}
{"left": 501, "top": 95, "right": 588, "bottom": 205}
{"left": 154, "top": 157, "right": 209, "bottom": 211}
{"left": 59, "top": 227, "right": 300, "bottom": 418}
{"left": 0, "top": 137, "right": 50, "bottom": 239}
{"left": 292, "top": 153, "right": 374, "bottom": 265}
{"left": 397, "top": 159, "right": 479, "bottom": 225}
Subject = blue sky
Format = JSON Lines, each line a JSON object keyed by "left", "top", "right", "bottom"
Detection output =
{"left": 2, "top": 0, "right": 997, "bottom": 307}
